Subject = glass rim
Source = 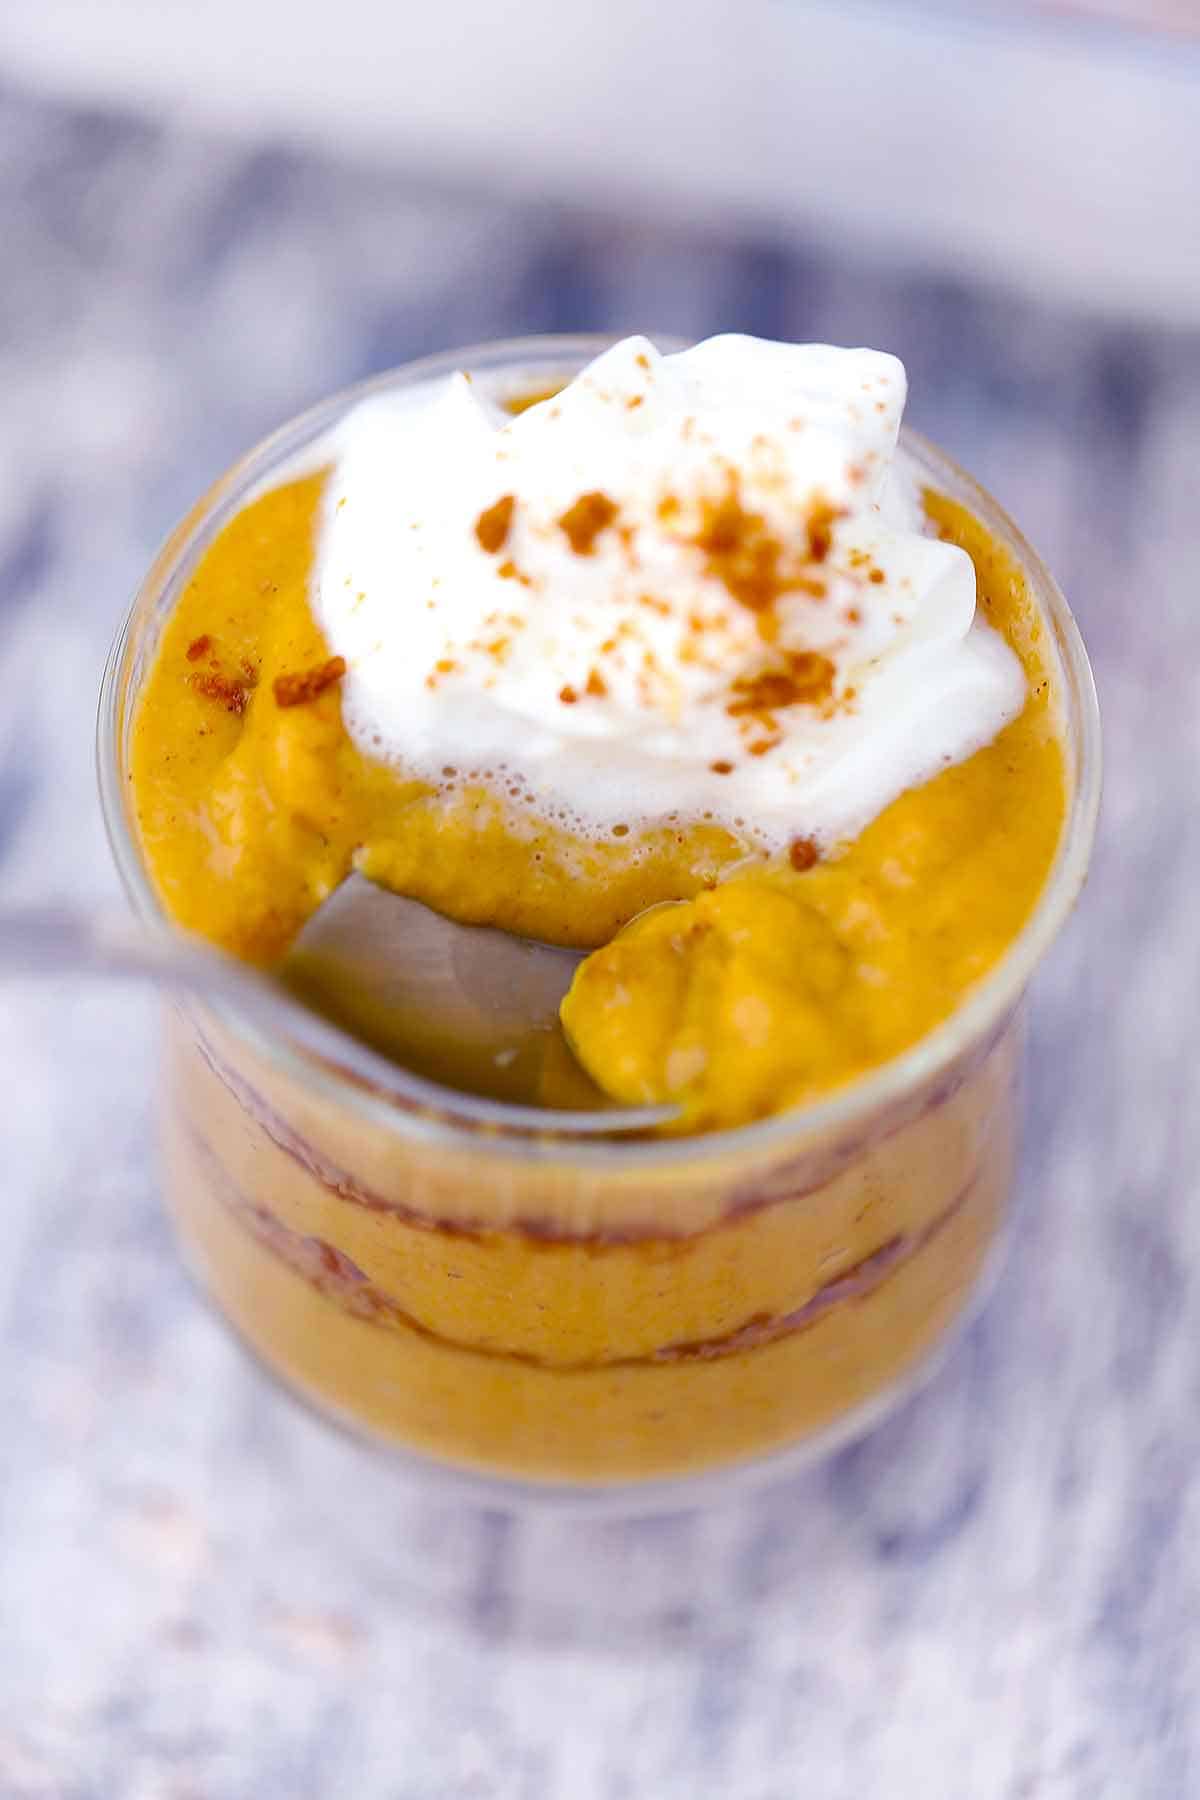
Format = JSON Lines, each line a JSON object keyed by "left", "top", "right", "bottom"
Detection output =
{"left": 97, "top": 332, "right": 1102, "bottom": 1169}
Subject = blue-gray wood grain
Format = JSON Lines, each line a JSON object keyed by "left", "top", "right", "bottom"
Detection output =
{"left": 1, "top": 80, "right": 1197, "bottom": 1800}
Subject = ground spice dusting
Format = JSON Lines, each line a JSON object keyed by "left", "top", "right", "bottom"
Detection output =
{"left": 710, "top": 759, "right": 734, "bottom": 775}
{"left": 474, "top": 494, "right": 515, "bottom": 554}
{"left": 688, "top": 475, "right": 844, "bottom": 621}
{"left": 558, "top": 492, "right": 618, "bottom": 555}
{"left": 273, "top": 656, "right": 347, "bottom": 708}
{"left": 806, "top": 500, "right": 838, "bottom": 564}
{"left": 189, "top": 670, "right": 250, "bottom": 715}
{"left": 727, "top": 651, "right": 836, "bottom": 718}
{"left": 728, "top": 672, "right": 801, "bottom": 716}
{"left": 789, "top": 837, "right": 819, "bottom": 871}
{"left": 185, "top": 634, "right": 211, "bottom": 663}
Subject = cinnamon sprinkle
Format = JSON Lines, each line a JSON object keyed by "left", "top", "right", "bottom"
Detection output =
{"left": 807, "top": 499, "right": 838, "bottom": 563}
{"left": 727, "top": 651, "right": 836, "bottom": 718}
{"left": 185, "top": 634, "right": 212, "bottom": 662}
{"left": 688, "top": 474, "right": 844, "bottom": 621}
{"left": 558, "top": 491, "right": 618, "bottom": 555}
{"left": 789, "top": 837, "right": 819, "bottom": 872}
{"left": 189, "top": 670, "right": 250, "bottom": 715}
{"left": 474, "top": 494, "right": 515, "bottom": 554}
{"left": 273, "top": 656, "right": 347, "bottom": 708}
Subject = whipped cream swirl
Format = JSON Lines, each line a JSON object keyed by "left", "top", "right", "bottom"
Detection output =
{"left": 312, "top": 334, "right": 1025, "bottom": 850}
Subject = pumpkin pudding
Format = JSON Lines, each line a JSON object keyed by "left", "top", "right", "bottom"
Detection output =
{"left": 123, "top": 335, "right": 1082, "bottom": 1486}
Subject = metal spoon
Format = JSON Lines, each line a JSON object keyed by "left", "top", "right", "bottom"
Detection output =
{"left": 0, "top": 873, "right": 675, "bottom": 1134}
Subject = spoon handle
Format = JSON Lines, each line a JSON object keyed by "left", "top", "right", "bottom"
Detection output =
{"left": 0, "top": 904, "right": 243, "bottom": 995}
{"left": 0, "top": 906, "right": 676, "bottom": 1135}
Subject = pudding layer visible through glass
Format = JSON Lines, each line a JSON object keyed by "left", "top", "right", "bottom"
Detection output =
{"left": 99, "top": 338, "right": 1099, "bottom": 1494}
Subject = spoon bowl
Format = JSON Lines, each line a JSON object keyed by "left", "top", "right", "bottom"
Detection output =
{"left": 0, "top": 877, "right": 676, "bottom": 1135}
{"left": 281, "top": 872, "right": 636, "bottom": 1115}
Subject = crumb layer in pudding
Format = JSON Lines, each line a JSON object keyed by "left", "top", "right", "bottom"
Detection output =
{"left": 161, "top": 1002, "right": 1015, "bottom": 1481}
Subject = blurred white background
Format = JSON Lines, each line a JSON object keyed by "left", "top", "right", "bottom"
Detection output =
{"left": 3, "top": 0, "right": 1198, "bottom": 324}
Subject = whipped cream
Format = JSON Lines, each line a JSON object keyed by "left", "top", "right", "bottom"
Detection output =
{"left": 312, "top": 335, "right": 1025, "bottom": 851}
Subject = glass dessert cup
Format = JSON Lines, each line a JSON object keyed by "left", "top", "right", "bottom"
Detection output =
{"left": 98, "top": 337, "right": 1100, "bottom": 1512}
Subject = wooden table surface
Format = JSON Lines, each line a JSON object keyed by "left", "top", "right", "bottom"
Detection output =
{"left": 1, "top": 80, "right": 1198, "bottom": 1800}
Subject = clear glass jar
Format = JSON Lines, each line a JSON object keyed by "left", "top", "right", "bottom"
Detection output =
{"left": 97, "top": 337, "right": 1101, "bottom": 1511}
